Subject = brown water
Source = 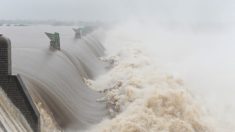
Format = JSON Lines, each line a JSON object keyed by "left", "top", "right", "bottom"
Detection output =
{"left": 1, "top": 23, "right": 235, "bottom": 132}
{"left": 85, "top": 22, "right": 235, "bottom": 131}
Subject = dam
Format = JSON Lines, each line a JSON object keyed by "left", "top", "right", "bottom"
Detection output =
{"left": 0, "top": 26, "right": 108, "bottom": 131}
{"left": 1, "top": 23, "right": 235, "bottom": 132}
{"left": 0, "top": 34, "right": 39, "bottom": 132}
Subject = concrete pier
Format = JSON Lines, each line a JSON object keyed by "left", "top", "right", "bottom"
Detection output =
{"left": 0, "top": 35, "right": 39, "bottom": 132}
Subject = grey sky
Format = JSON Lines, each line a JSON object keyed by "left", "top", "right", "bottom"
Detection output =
{"left": 1, "top": 0, "right": 235, "bottom": 23}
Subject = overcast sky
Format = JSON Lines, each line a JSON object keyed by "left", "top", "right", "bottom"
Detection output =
{"left": 1, "top": 0, "right": 235, "bottom": 24}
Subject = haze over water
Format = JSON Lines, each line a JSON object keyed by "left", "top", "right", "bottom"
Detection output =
{"left": 1, "top": 0, "right": 235, "bottom": 132}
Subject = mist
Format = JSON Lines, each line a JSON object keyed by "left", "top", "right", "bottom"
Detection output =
{"left": 1, "top": 0, "right": 235, "bottom": 131}
{"left": 125, "top": 20, "right": 235, "bottom": 128}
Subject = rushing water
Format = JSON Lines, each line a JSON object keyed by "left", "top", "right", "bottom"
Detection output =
{"left": 85, "top": 21, "right": 235, "bottom": 132}
{"left": 0, "top": 25, "right": 108, "bottom": 131}
{"left": 0, "top": 88, "right": 33, "bottom": 132}
{"left": 1, "top": 22, "right": 235, "bottom": 132}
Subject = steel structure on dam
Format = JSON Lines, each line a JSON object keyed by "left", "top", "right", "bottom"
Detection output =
{"left": 0, "top": 34, "right": 39, "bottom": 132}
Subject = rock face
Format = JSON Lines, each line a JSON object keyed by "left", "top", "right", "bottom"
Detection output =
{"left": 0, "top": 35, "right": 39, "bottom": 132}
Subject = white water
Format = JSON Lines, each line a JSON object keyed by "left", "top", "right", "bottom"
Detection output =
{"left": 85, "top": 21, "right": 235, "bottom": 132}
{"left": 0, "top": 21, "right": 235, "bottom": 132}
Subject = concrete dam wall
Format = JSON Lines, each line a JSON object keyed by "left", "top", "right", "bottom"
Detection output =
{"left": 0, "top": 26, "right": 108, "bottom": 131}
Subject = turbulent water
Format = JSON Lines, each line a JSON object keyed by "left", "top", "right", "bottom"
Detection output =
{"left": 1, "top": 22, "right": 235, "bottom": 132}
{"left": 85, "top": 22, "right": 235, "bottom": 132}
{"left": 83, "top": 25, "right": 214, "bottom": 132}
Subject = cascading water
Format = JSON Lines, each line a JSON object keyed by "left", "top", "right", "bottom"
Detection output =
{"left": 0, "top": 26, "right": 108, "bottom": 131}
{"left": 1, "top": 20, "right": 235, "bottom": 132}
{"left": 84, "top": 21, "right": 235, "bottom": 132}
{"left": 0, "top": 88, "right": 33, "bottom": 132}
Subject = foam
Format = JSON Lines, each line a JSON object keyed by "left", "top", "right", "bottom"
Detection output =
{"left": 86, "top": 43, "right": 214, "bottom": 132}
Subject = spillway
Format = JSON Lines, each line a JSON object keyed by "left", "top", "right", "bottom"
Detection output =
{"left": 0, "top": 26, "right": 108, "bottom": 131}
{"left": 2, "top": 22, "right": 235, "bottom": 132}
